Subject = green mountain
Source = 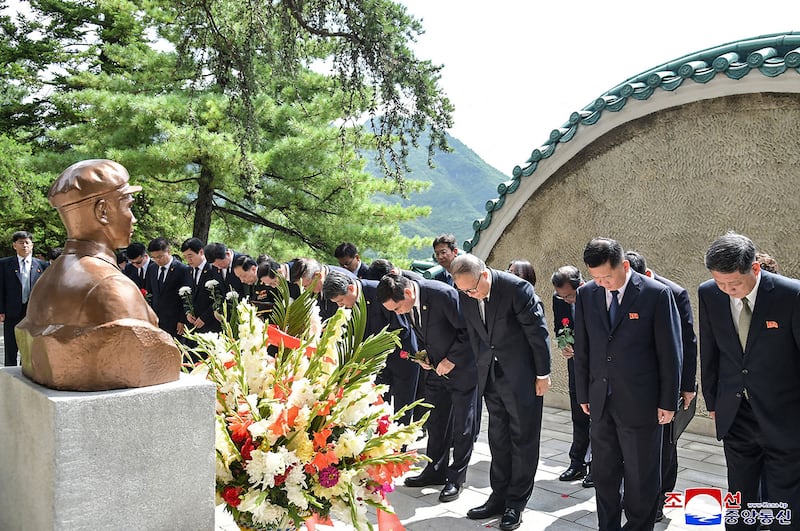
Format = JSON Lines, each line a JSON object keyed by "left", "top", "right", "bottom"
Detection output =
{"left": 368, "top": 133, "right": 508, "bottom": 260}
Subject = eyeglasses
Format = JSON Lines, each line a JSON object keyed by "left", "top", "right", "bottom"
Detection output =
{"left": 458, "top": 277, "right": 481, "bottom": 295}
{"left": 554, "top": 291, "right": 577, "bottom": 303}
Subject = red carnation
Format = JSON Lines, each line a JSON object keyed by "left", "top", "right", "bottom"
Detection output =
{"left": 140, "top": 288, "right": 148, "bottom": 297}
{"left": 222, "top": 486, "right": 242, "bottom": 507}
{"left": 561, "top": 317, "right": 570, "bottom": 327}
{"left": 399, "top": 350, "right": 409, "bottom": 359}
{"left": 376, "top": 414, "right": 391, "bottom": 435}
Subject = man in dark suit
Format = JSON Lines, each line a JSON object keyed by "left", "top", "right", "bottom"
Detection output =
{"left": 204, "top": 242, "right": 246, "bottom": 298}
{"left": 377, "top": 273, "right": 478, "bottom": 504}
{"left": 626, "top": 251, "right": 698, "bottom": 522}
{"left": 290, "top": 257, "right": 357, "bottom": 321}
{"left": 699, "top": 232, "right": 800, "bottom": 531}
{"left": 334, "top": 242, "right": 369, "bottom": 279}
{"left": 431, "top": 233, "right": 461, "bottom": 286}
{"left": 180, "top": 238, "right": 223, "bottom": 353}
{"left": 551, "top": 265, "right": 593, "bottom": 488}
{"left": 0, "top": 231, "right": 48, "bottom": 366}
{"left": 145, "top": 237, "right": 190, "bottom": 341}
{"left": 574, "top": 237, "right": 682, "bottom": 531}
{"left": 123, "top": 241, "right": 157, "bottom": 290}
{"left": 451, "top": 254, "right": 551, "bottom": 530}
{"left": 323, "top": 270, "right": 419, "bottom": 425}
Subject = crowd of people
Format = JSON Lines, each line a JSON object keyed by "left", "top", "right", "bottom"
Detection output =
{"left": 2, "top": 228, "right": 798, "bottom": 531}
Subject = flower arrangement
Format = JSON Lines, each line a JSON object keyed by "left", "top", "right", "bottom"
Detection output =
{"left": 556, "top": 317, "right": 574, "bottom": 349}
{"left": 183, "top": 279, "right": 426, "bottom": 530}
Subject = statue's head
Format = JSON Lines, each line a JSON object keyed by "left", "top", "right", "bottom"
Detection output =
{"left": 49, "top": 159, "right": 142, "bottom": 249}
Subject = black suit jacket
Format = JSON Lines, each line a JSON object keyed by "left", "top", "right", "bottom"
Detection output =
{"left": 552, "top": 295, "right": 577, "bottom": 393}
{"left": 190, "top": 262, "right": 223, "bottom": 333}
{"left": 124, "top": 260, "right": 158, "bottom": 290}
{"left": 654, "top": 273, "right": 697, "bottom": 393}
{"left": 460, "top": 270, "right": 551, "bottom": 398}
{"left": 413, "top": 278, "right": 477, "bottom": 392}
{"left": 145, "top": 259, "right": 191, "bottom": 336}
{"left": 361, "top": 279, "right": 419, "bottom": 381}
{"left": 574, "top": 271, "right": 682, "bottom": 426}
{"left": 218, "top": 252, "right": 246, "bottom": 297}
{"left": 699, "top": 270, "right": 800, "bottom": 449}
{"left": 0, "top": 256, "right": 48, "bottom": 319}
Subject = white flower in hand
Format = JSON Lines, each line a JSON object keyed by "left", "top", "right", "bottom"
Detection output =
{"left": 178, "top": 286, "right": 192, "bottom": 296}
{"left": 205, "top": 279, "right": 219, "bottom": 290}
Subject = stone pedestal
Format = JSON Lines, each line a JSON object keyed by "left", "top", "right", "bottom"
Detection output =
{"left": 0, "top": 368, "right": 216, "bottom": 531}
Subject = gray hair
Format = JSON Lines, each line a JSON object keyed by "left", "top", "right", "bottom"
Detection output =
{"left": 450, "top": 254, "right": 485, "bottom": 278}
{"left": 322, "top": 270, "right": 355, "bottom": 300}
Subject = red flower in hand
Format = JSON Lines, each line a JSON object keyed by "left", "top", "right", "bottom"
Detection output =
{"left": 140, "top": 288, "right": 148, "bottom": 297}
{"left": 222, "top": 486, "right": 242, "bottom": 507}
{"left": 399, "top": 350, "right": 409, "bottom": 359}
{"left": 561, "top": 317, "right": 570, "bottom": 327}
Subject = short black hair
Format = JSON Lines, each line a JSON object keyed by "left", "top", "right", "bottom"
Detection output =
{"left": 432, "top": 233, "right": 456, "bottom": 250}
{"left": 705, "top": 232, "right": 756, "bottom": 274}
{"left": 551, "top": 265, "right": 583, "bottom": 289}
{"left": 376, "top": 273, "right": 409, "bottom": 304}
{"left": 233, "top": 254, "right": 256, "bottom": 271}
{"left": 126, "top": 242, "right": 146, "bottom": 260}
{"left": 147, "top": 237, "right": 170, "bottom": 253}
{"left": 365, "top": 259, "right": 394, "bottom": 281}
{"left": 334, "top": 242, "right": 358, "bottom": 259}
{"left": 180, "top": 237, "right": 204, "bottom": 253}
{"left": 12, "top": 231, "right": 33, "bottom": 242}
{"left": 257, "top": 257, "right": 281, "bottom": 279}
{"left": 583, "top": 237, "right": 624, "bottom": 269}
{"left": 204, "top": 242, "right": 228, "bottom": 262}
{"left": 625, "top": 251, "right": 647, "bottom": 275}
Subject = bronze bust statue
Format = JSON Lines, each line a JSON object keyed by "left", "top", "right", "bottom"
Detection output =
{"left": 15, "top": 159, "right": 181, "bottom": 391}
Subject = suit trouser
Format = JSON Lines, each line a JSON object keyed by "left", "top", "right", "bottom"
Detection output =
{"left": 567, "top": 360, "right": 591, "bottom": 467}
{"left": 422, "top": 373, "right": 476, "bottom": 485}
{"left": 3, "top": 314, "right": 23, "bottom": 366}
{"left": 658, "top": 423, "right": 678, "bottom": 509}
{"left": 592, "top": 394, "right": 662, "bottom": 531}
{"left": 483, "top": 371, "right": 543, "bottom": 511}
{"left": 723, "top": 398, "right": 800, "bottom": 531}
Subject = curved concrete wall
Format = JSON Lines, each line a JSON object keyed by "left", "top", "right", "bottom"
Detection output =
{"left": 486, "top": 92, "right": 800, "bottom": 424}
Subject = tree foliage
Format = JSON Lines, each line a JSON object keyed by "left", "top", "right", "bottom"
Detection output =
{"left": 0, "top": 0, "right": 449, "bottom": 261}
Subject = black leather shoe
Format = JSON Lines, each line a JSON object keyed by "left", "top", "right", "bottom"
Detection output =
{"left": 581, "top": 472, "right": 594, "bottom": 488}
{"left": 467, "top": 500, "right": 505, "bottom": 520}
{"left": 499, "top": 507, "right": 522, "bottom": 530}
{"left": 438, "top": 482, "right": 462, "bottom": 502}
{"left": 559, "top": 465, "right": 587, "bottom": 481}
{"left": 404, "top": 472, "right": 446, "bottom": 488}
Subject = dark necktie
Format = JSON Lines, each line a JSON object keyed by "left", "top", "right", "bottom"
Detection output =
{"left": 139, "top": 267, "right": 144, "bottom": 280}
{"left": 158, "top": 266, "right": 166, "bottom": 288}
{"left": 609, "top": 290, "right": 620, "bottom": 327}
{"left": 193, "top": 267, "right": 200, "bottom": 287}
{"left": 739, "top": 297, "right": 752, "bottom": 350}
{"left": 411, "top": 306, "right": 424, "bottom": 342}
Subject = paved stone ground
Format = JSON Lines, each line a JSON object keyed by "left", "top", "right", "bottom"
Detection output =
{"left": 1, "top": 324, "right": 727, "bottom": 530}
{"left": 215, "top": 405, "right": 727, "bottom": 531}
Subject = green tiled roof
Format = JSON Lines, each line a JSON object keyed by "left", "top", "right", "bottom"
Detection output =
{"left": 463, "top": 31, "right": 800, "bottom": 253}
